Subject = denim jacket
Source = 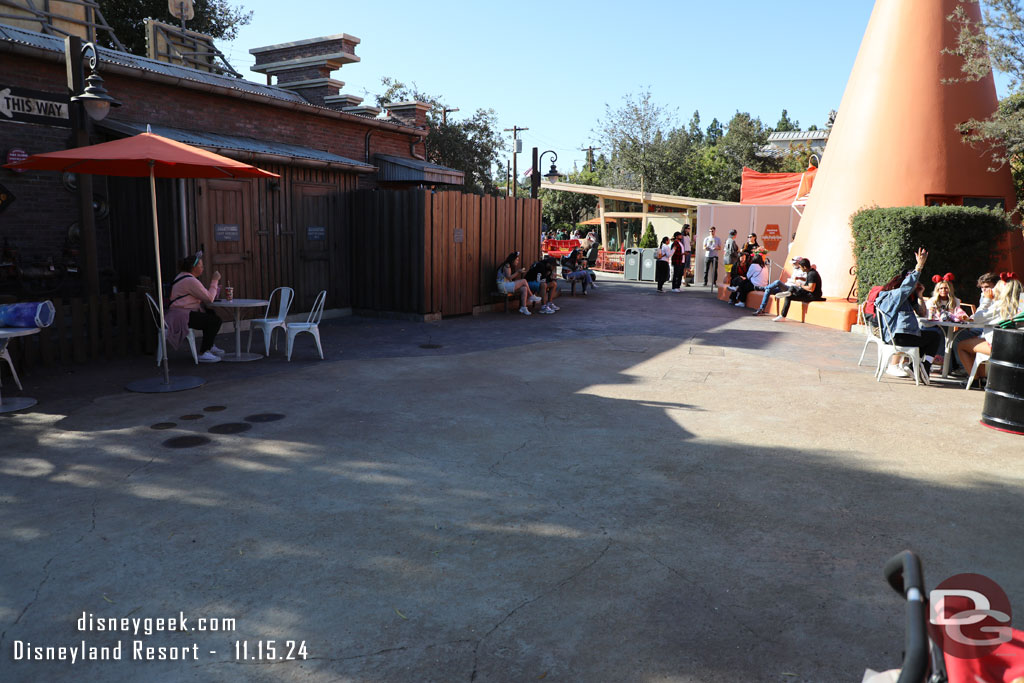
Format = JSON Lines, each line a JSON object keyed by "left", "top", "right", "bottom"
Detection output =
{"left": 874, "top": 270, "right": 921, "bottom": 342}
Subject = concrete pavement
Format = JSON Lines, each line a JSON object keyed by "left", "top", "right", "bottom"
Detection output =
{"left": 1, "top": 277, "right": 1021, "bottom": 682}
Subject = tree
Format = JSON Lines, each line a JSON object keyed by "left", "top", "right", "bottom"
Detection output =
{"left": 596, "top": 90, "right": 676, "bottom": 193}
{"left": 372, "top": 78, "right": 506, "bottom": 195}
{"left": 773, "top": 109, "right": 800, "bottom": 132}
{"left": 639, "top": 223, "right": 658, "bottom": 248}
{"left": 98, "top": 0, "right": 253, "bottom": 56}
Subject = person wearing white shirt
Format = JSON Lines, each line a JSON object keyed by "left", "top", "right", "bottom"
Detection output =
{"left": 729, "top": 254, "right": 769, "bottom": 305}
{"left": 656, "top": 236, "right": 672, "bottom": 292}
{"left": 702, "top": 227, "right": 722, "bottom": 287}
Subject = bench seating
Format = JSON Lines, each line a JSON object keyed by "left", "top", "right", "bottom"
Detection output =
{"left": 717, "top": 285, "right": 858, "bottom": 331}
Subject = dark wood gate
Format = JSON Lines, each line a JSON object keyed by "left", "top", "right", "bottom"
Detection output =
{"left": 292, "top": 183, "right": 341, "bottom": 311}
{"left": 197, "top": 179, "right": 259, "bottom": 298}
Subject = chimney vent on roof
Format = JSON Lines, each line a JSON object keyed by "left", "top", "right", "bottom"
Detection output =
{"left": 382, "top": 101, "right": 431, "bottom": 128}
{"left": 250, "top": 33, "right": 360, "bottom": 107}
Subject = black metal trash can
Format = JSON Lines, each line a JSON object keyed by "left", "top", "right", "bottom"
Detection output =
{"left": 981, "top": 327, "right": 1024, "bottom": 435}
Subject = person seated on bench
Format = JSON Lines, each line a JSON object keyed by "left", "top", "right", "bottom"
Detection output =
{"left": 771, "top": 258, "right": 824, "bottom": 321}
{"left": 526, "top": 256, "right": 560, "bottom": 314}
{"left": 729, "top": 253, "right": 769, "bottom": 305}
{"left": 497, "top": 251, "right": 541, "bottom": 315}
{"left": 874, "top": 248, "right": 944, "bottom": 383}
{"left": 584, "top": 233, "right": 600, "bottom": 268}
{"left": 562, "top": 248, "right": 595, "bottom": 294}
{"left": 752, "top": 256, "right": 808, "bottom": 315}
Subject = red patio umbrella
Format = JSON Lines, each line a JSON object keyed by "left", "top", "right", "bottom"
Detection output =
{"left": 4, "top": 132, "right": 278, "bottom": 392}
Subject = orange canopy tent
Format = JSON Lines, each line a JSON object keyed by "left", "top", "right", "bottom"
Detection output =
{"left": 5, "top": 132, "right": 278, "bottom": 392}
{"left": 579, "top": 217, "right": 616, "bottom": 225}
{"left": 740, "top": 166, "right": 817, "bottom": 206}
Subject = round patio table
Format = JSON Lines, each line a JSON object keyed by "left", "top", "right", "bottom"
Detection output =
{"left": 0, "top": 327, "right": 40, "bottom": 413}
{"left": 918, "top": 318, "right": 983, "bottom": 378}
{"left": 210, "top": 299, "right": 269, "bottom": 362}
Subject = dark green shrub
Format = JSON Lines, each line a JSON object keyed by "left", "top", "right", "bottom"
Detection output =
{"left": 639, "top": 222, "right": 658, "bottom": 248}
{"left": 850, "top": 206, "right": 1012, "bottom": 304}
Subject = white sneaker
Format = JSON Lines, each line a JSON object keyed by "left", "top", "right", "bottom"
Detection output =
{"left": 772, "top": 315, "right": 786, "bottom": 322}
{"left": 210, "top": 345, "right": 226, "bottom": 356}
{"left": 519, "top": 306, "right": 532, "bottom": 316}
{"left": 198, "top": 350, "right": 222, "bottom": 363}
{"left": 671, "top": 288, "right": 681, "bottom": 293}
{"left": 727, "top": 286, "right": 738, "bottom": 292}
{"left": 528, "top": 295, "right": 542, "bottom": 303}
{"left": 734, "top": 302, "right": 745, "bottom": 307}
{"left": 548, "top": 303, "right": 560, "bottom": 311}
{"left": 538, "top": 305, "right": 554, "bottom": 314}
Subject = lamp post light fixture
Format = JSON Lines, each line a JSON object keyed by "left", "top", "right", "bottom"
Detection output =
{"left": 529, "top": 147, "right": 560, "bottom": 198}
{"left": 65, "top": 36, "right": 120, "bottom": 296}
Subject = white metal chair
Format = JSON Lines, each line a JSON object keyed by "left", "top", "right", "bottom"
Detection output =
{"left": 247, "top": 286, "right": 294, "bottom": 356}
{"left": 875, "top": 312, "right": 925, "bottom": 386}
{"left": 145, "top": 293, "right": 198, "bottom": 365}
{"left": 286, "top": 290, "right": 326, "bottom": 361}
{"left": 856, "top": 303, "right": 885, "bottom": 371}
{"left": 965, "top": 352, "right": 990, "bottom": 390}
{"left": 0, "top": 344, "right": 22, "bottom": 391}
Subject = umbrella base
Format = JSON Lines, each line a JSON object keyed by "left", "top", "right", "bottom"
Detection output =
{"left": 0, "top": 397, "right": 37, "bottom": 413}
{"left": 125, "top": 375, "right": 205, "bottom": 393}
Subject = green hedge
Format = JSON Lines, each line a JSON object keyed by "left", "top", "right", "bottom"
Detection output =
{"left": 850, "top": 206, "right": 1012, "bottom": 304}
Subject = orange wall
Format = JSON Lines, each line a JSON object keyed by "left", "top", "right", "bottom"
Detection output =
{"left": 787, "top": 0, "right": 1023, "bottom": 297}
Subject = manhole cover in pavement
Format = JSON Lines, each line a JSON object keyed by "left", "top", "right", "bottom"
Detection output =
{"left": 163, "top": 435, "right": 211, "bottom": 449}
{"left": 244, "top": 413, "right": 285, "bottom": 423}
{"left": 203, "top": 406, "right": 227, "bottom": 412}
{"left": 208, "top": 422, "right": 252, "bottom": 435}
{"left": 419, "top": 344, "right": 442, "bottom": 349}
{"left": 179, "top": 414, "right": 204, "bottom": 421}
{"left": 150, "top": 422, "right": 177, "bottom": 430}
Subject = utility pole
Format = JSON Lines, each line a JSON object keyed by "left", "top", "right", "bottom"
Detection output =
{"left": 503, "top": 125, "right": 528, "bottom": 197}
{"left": 580, "top": 146, "right": 601, "bottom": 172}
{"left": 442, "top": 107, "right": 459, "bottom": 126}
{"left": 506, "top": 160, "right": 511, "bottom": 198}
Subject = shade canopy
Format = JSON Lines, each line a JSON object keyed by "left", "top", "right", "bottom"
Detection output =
{"left": 740, "top": 166, "right": 817, "bottom": 206}
{"left": 3, "top": 132, "right": 279, "bottom": 179}
{"left": 578, "top": 217, "right": 616, "bottom": 225}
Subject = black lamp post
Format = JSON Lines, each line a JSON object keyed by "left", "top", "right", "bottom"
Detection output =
{"left": 530, "top": 147, "right": 560, "bottom": 199}
{"left": 65, "top": 36, "right": 121, "bottom": 296}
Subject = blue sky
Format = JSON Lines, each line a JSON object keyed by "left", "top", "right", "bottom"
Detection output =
{"left": 218, "top": 1, "right": 930, "bottom": 170}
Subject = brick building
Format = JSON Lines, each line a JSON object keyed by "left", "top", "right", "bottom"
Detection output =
{"left": 0, "top": 22, "right": 462, "bottom": 312}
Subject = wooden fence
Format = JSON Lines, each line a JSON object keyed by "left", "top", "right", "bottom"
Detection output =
{"left": 6, "top": 292, "right": 155, "bottom": 371}
{"left": 350, "top": 189, "right": 542, "bottom": 317}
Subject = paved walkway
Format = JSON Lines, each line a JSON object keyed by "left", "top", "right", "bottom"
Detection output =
{"left": 2, "top": 278, "right": 1020, "bottom": 682}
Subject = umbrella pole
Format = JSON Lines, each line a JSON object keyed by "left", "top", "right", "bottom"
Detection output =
{"left": 150, "top": 163, "right": 170, "bottom": 386}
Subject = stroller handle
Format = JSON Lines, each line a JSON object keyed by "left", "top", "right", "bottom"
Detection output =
{"left": 882, "top": 551, "right": 929, "bottom": 683}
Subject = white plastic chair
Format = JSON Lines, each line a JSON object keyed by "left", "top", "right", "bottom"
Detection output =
{"left": 145, "top": 293, "right": 198, "bottom": 366}
{"left": 247, "top": 286, "right": 294, "bottom": 356}
{"left": 856, "top": 303, "right": 885, "bottom": 370}
{"left": 875, "top": 312, "right": 924, "bottom": 386}
{"left": 965, "top": 352, "right": 990, "bottom": 390}
{"left": 0, "top": 345, "right": 22, "bottom": 391}
{"left": 286, "top": 290, "right": 326, "bottom": 361}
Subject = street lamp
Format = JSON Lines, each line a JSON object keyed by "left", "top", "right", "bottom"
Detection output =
{"left": 65, "top": 36, "right": 120, "bottom": 296}
{"left": 529, "top": 147, "right": 560, "bottom": 198}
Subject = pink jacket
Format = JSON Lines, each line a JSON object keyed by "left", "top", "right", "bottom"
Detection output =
{"left": 165, "top": 272, "right": 219, "bottom": 348}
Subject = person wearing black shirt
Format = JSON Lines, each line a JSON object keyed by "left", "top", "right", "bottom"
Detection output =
{"left": 526, "top": 257, "right": 560, "bottom": 314}
{"left": 773, "top": 258, "right": 824, "bottom": 321}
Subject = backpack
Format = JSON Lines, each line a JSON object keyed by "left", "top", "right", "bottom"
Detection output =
{"left": 863, "top": 285, "right": 884, "bottom": 316}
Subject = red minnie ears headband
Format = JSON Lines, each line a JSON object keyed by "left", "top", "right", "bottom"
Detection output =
{"left": 1000, "top": 272, "right": 1018, "bottom": 281}
{"left": 931, "top": 273, "right": 955, "bottom": 284}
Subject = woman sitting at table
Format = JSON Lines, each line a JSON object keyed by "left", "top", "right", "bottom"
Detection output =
{"left": 166, "top": 251, "right": 225, "bottom": 363}
{"left": 956, "top": 275, "right": 1023, "bottom": 386}
{"left": 874, "top": 248, "right": 944, "bottom": 383}
{"left": 925, "top": 275, "right": 966, "bottom": 321}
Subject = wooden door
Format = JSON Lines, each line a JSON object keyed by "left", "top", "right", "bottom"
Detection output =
{"left": 198, "top": 179, "right": 258, "bottom": 298}
{"left": 293, "top": 184, "right": 338, "bottom": 311}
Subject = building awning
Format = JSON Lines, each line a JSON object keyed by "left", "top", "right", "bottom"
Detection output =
{"left": 99, "top": 120, "right": 376, "bottom": 173}
{"left": 374, "top": 154, "right": 464, "bottom": 185}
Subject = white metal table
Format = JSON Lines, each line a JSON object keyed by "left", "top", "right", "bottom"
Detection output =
{"left": 918, "top": 318, "right": 982, "bottom": 378}
{"left": 210, "top": 299, "right": 269, "bottom": 362}
{"left": 0, "top": 327, "right": 40, "bottom": 413}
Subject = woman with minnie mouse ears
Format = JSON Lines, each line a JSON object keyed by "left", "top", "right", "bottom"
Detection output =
{"left": 956, "top": 273, "right": 1023, "bottom": 387}
{"left": 925, "top": 273, "right": 966, "bottom": 321}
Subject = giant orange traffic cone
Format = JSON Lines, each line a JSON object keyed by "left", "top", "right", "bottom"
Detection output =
{"left": 787, "top": 0, "right": 1022, "bottom": 297}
